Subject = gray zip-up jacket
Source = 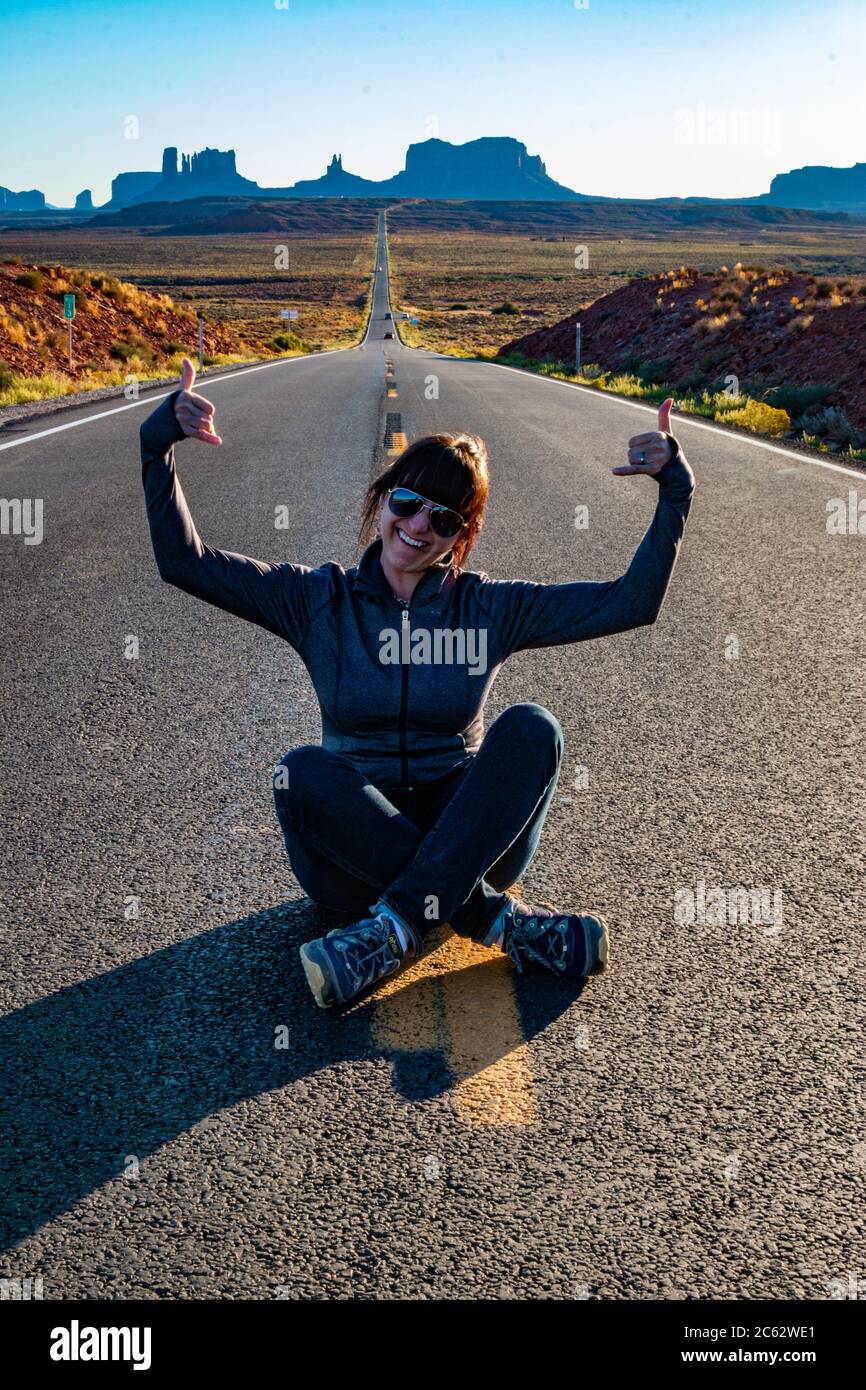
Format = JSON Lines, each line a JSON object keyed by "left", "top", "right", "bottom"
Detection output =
{"left": 141, "top": 388, "right": 695, "bottom": 790}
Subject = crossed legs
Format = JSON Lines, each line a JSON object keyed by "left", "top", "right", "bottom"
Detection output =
{"left": 272, "top": 702, "right": 564, "bottom": 943}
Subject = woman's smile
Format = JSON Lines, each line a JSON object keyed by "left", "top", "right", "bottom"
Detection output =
{"left": 384, "top": 514, "right": 437, "bottom": 564}
{"left": 395, "top": 526, "right": 429, "bottom": 550}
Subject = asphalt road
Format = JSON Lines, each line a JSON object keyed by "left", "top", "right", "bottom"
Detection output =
{"left": 1, "top": 212, "right": 864, "bottom": 1300}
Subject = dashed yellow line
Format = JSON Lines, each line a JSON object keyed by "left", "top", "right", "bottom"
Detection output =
{"left": 388, "top": 431, "right": 408, "bottom": 454}
{"left": 372, "top": 926, "right": 537, "bottom": 1126}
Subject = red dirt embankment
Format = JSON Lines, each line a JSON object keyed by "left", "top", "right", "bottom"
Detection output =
{"left": 499, "top": 264, "right": 866, "bottom": 429}
{"left": 0, "top": 261, "right": 244, "bottom": 382}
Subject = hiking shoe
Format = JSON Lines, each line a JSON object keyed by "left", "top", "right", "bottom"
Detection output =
{"left": 500, "top": 903, "right": 610, "bottom": 979}
{"left": 299, "top": 904, "right": 421, "bottom": 1009}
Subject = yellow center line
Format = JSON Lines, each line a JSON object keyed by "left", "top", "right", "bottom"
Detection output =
{"left": 372, "top": 926, "right": 537, "bottom": 1127}
{"left": 388, "top": 430, "right": 408, "bottom": 454}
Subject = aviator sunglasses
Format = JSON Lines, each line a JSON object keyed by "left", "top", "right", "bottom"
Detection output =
{"left": 386, "top": 486, "right": 466, "bottom": 540}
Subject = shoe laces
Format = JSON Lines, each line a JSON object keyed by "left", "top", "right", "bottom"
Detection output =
{"left": 504, "top": 910, "right": 574, "bottom": 975}
{"left": 332, "top": 915, "right": 404, "bottom": 987}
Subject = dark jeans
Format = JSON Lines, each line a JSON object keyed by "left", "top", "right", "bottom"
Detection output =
{"left": 272, "top": 702, "right": 564, "bottom": 943}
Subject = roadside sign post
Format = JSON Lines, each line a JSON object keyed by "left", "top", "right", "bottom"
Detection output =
{"left": 63, "top": 293, "right": 75, "bottom": 369}
{"left": 279, "top": 310, "right": 299, "bottom": 348}
{"left": 575, "top": 322, "right": 581, "bottom": 373}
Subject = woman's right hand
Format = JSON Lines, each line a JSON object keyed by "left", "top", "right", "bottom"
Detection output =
{"left": 172, "top": 356, "right": 223, "bottom": 445}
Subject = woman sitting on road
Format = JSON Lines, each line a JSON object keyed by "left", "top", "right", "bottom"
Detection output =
{"left": 140, "top": 356, "right": 696, "bottom": 1010}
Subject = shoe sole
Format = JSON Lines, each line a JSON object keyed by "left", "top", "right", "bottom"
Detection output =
{"left": 584, "top": 913, "right": 610, "bottom": 975}
{"left": 299, "top": 941, "right": 338, "bottom": 1009}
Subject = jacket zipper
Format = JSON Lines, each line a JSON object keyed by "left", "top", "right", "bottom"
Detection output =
{"left": 395, "top": 596, "right": 411, "bottom": 788}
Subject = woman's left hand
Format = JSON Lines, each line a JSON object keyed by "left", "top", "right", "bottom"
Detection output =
{"left": 613, "top": 397, "right": 678, "bottom": 477}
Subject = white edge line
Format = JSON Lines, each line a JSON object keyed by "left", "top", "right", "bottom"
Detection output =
{"left": 0, "top": 345, "right": 347, "bottom": 451}
{"left": 478, "top": 359, "right": 866, "bottom": 482}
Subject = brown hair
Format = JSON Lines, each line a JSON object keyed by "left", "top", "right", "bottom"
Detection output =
{"left": 356, "top": 433, "right": 489, "bottom": 571}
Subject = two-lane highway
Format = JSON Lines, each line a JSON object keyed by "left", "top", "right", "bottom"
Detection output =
{"left": 1, "top": 212, "right": 863, "bottom": 1298}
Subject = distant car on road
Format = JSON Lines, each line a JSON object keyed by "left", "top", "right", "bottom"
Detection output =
{"left": 384, "top": 331, "right": 394, "bottom": 339}
{"left": 384, "top": 312, "right": 392, "bottom": 319}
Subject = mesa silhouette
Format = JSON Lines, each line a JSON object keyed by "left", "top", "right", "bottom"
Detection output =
{"left": 3, "top": 136, "right": 866, "bottom": 214}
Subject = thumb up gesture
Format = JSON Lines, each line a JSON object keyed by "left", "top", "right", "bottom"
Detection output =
{"left": 613, "top": 397, "right": 678, "bottom": 477}
{"left": 172, "top": 356, "right": 223, "bottom": 445}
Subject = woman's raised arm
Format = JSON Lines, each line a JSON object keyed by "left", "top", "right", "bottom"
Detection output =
{"left": 480, "top": 398, "right": 697, "bottom": 655}
{"left": 140, "top": 357, "right": 312, "bottom": 647}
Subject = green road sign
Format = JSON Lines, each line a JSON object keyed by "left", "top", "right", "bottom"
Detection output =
{"left": 63, "top": 294, "right": 76, "bottom": 320}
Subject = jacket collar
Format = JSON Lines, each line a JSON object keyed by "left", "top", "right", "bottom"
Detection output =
{"left": 352, "top": 538, "right": 457, "bottom": 605}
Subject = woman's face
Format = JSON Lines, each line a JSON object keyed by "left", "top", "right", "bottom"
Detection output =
{"left": 378, "top": 489, "right": 459, "bottom": 578}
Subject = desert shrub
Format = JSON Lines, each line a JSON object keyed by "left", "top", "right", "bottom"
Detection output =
{"left": 679, "top": 390, "right": 742, "bottom": 421}
{"left": 0, "top": 305, "right": 26, "bottom": 346}
{"left": 579, "top": 362, "right": 606, "bottom": 380}
{"left": 449, "top": 302, "right": 470, "bottom": 310}
{"left": 17, "top": 270, "right": 43, "bottom": 292}
{"left": 797, "top": 405, "right": 865, "bottom": 448}
{"left": 0, "top": 359, "right": 15, "bottom": 389}
{"left": 603, "top": 374, "right": 664, "bottom": 399}
{"left": 109, "top": 341, "right": 134, "bottom": 362}
{"left": 674, "top": 368, "right": 707, "bottom": 393}
{"left": 719, "top": 391, "right": 757, "bottom": 417}
{"left": 271, "top": 333, "right": 303, "bottom": 351}
{"left": 491, "top": 301, "right": 518, "bottom": 315}
{"left": 109, "top": 335, "right": 154, "bottom": 364}
{"left": 723, "top": 400, "right": 791, "bottom": 436}
{"left": 761, "top": 383, "right": 837, "bottom": 419}
{"left": 114, "top": 354, "right": 149, "bottom": 376}
{"left": 636, "top": 358, "right": 672, "bottom": 384}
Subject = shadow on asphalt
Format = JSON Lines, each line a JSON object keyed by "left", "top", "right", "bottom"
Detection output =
{"left": 0, "top": 898, "right": 578, "bottom": 1251}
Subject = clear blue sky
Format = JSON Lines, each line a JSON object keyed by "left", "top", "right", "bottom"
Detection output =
{"left": 2, "top": 0, "right": 863, "bottom": 207}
